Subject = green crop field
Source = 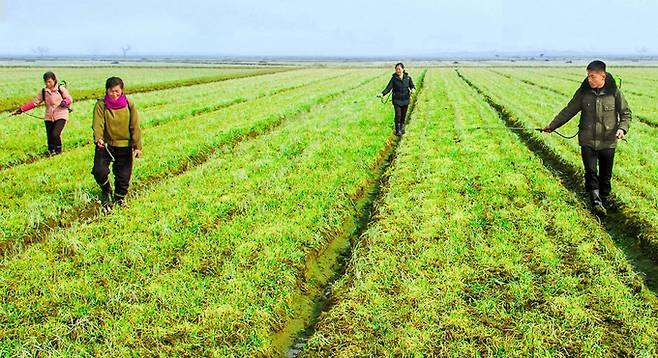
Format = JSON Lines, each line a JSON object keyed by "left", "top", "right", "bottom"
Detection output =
{"left": 1, "top": 64, "right": 657, "bottom": 356}
{"left": 0, "top": 66, "right": 290, "bottom": 113}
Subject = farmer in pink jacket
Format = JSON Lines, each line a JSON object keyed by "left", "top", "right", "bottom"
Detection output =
{"left": 13, "top": 71, "right": 73, "bottom": 155}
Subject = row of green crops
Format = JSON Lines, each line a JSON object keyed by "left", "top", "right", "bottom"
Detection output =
{"left": 0, "top": 70, "right": 383, "bottom": 253}
{"left": 457, "top": 68, "right": 658, "bottom": 258}
{"left": 0, "top": 66, "right": 290, "bottom": 112}
{"left": 0, "top": 68, "right": 339, "bottom": 169}
{"left": 302, "top": 69, "right": 658, "bottom": 357}
{"left": 0, "top": 70, "right": 406, "bottom": 355}
{"left": 492, "top": 67, "right": 658, "bottom": 126}
{"left": 614, "top": 67, "right": 658, "bottom": 94}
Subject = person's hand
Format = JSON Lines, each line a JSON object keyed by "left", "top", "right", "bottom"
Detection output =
{"left": 96, "top": 139, "right": 105, "bottom": 149}
{"left": 410, "top": 88, "right": 416, "bottom": 93}
{"left": 134, "top": 149, "right": 142, "bottom": 158}
{"left": 59, "top": 100, "right": 68, "bottom": 108}
{"left": 12, "top": 108, "right": 22, "bottom": 116}
{"left": 377, "top": 93, "right": 383, "bottom": 98}
{"left": 616, "top": 129, "right": 625, "bottom": 139}
{"left": 542, "top": 126, "right": 553, "bottom": 133}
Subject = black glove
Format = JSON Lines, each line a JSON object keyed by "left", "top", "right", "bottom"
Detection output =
{"left": 13, "top": 108, "right": 22, "bottom": 115}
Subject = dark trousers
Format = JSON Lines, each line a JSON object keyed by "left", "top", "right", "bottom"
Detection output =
{"left": 394, "top": 104, "right": 408, "bottom": 127}
{"left": 92, "top": 146, "right": 134, "bottom": 200}
{"left": 581, "top": 146, "right": 615, "bottom": 198}
{"left": 45, "top": 119, "right": 66, "bottom": 154}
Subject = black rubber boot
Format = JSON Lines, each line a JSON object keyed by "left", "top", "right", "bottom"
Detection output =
{"left": 114, "top": 193, "right": 126, "bottom": 207}
{"left": 600, "top": 194, "right": 609, "bottom": 207}
{"left": 589, "top": 189, "right": 606, "bottom": 216}
{"left": 395, "top": 122, "right": 402, "bottom": 136}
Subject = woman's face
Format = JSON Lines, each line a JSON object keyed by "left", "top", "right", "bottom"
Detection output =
{"left": 395, "top": 65, "right": 404, "bottom": 76}
{"left": 107, "top": 85, "right": 123, "bottom": 99}
{"left": 44, "top": 79, "right": 56, "bottom": 89}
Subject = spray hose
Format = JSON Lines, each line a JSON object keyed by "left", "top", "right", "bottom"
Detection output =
{"left": 379, "top": 92, "right": 391, "bottom": 104}
{"left": 464, "top": 126, "right": 626, "bottom": 142}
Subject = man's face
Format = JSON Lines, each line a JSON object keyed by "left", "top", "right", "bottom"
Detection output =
{"left": 587, "top": 70, "right": 606, "bottom": 89}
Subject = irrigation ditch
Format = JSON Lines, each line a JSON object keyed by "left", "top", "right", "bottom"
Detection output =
{"left": 276, "top": 70, "right": 428, "bottom": 357}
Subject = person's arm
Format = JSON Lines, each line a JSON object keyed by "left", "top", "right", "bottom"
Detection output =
{"left": 128, "top": 99, "right": 142, "bottom": 156}
{"left": 409, "top": 76, "right": 416, "bottom": 91}
{"left": 92, "top": 101, "right": 105, "bottom": 148}
{"left": 544, "top": 89, "right": 582, "bottom": 132}
{"left": 616, "top": 89, "right": 631, "bottom": 138}
{"left": 381, "top": 78, "right": 394, "bottom": 96}
{"left": 59, "top": 86, "right": 73, "bottom": 107}
{"left": 15, "top": 90, "right": 44, "bottom": 114}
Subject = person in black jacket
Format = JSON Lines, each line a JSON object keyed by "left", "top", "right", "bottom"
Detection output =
{"left": 542, "top": 60, "right": 631, "bottom": 214}
{"left": 378, "top": 63, "right": 416, "bottom": 136}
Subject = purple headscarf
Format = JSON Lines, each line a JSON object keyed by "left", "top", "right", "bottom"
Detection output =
{"left": 104, "top": 94, "right": 128, "bottom": 110}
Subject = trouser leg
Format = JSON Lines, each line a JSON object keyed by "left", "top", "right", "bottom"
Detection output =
{"left": 581, "top": 145, "right": 609, "bottom": 213}
{"left": 598, "top": 148, "right": 616, "bottom": 201}
{"left": 394, "top": 105, "right": 403, "bottom": 135}
{"left": 400, "top": 105, "right": 408, "bottom": 126}
{"left": 581, "top": 146, "right": 599, "bottom": 192}
{"left": 112, "top": 147, "right": 134, "bottom": 204}
{"left": 50, "top": 119, "right": 66, "bottom": 154}
{"left": 398, "top": 105, "right": 409, "bottom": 134}
{"left": 44, "top": 121, "right": 54, "bottom": 153}
{"left": 92, "top": 146, "right": 112, "bottom": 194}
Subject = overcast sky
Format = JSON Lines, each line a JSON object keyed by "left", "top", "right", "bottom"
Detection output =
{"left": 0, "top": 0, "right": 656, "bottom": 57}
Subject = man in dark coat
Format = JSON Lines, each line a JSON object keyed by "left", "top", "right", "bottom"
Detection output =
{"left": 543, "top": 60, "right": 631, "bottom": 214}
{"left": 379, "top": 63, "right": 416, "bottom": 136}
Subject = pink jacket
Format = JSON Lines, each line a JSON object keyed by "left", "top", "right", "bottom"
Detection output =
{"left": 20, "top": 85, "right": 73, "bottom": 121}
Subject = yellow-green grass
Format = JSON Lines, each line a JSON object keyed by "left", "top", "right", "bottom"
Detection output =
{"left": 0, "top": 70, "right": 404, "bottom": 355}
{"left": 492, "top": 67, "right": 658, "bottom": 126}
{"left": 0, "top": 69, "right": 338, "bottom": 169}
{"left": 302, "top": 69, "right": 658, "bottom": 356}
{"left": 458, "top": 68, "right": 658, "bottom": 259}
{"left": 0, "top": 70, "right": 381, "bottom": 252}
{"left": 0, "top": 66, "right": 290, "bottom": 112}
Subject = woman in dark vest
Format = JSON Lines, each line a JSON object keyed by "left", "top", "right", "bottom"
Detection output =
{"left": 543, "top": 60, "right": 631, "bottom": 215}
{"left": 379, "top": 63, "right": 416, "bottom": 136}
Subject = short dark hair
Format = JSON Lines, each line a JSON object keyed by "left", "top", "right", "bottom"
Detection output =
{"left": 586, "top": 60, "right": 606, "bottom": 72}
{"left": 395, "top": 62, "right": 405, "bottom": 69}
{"left": 43, "top": 71, "right": 57, "bottom": 83}
{"left": 105, "top": 76, "right": 124, "bottom": 90}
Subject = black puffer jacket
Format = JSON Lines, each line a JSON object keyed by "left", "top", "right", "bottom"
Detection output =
{"left": 549, "top": 72, "right": 631, "bottom": 150}
{"left": 381, "top": 72, "right": 415, "bottom": 106}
